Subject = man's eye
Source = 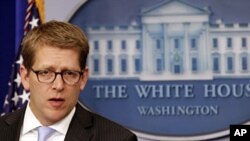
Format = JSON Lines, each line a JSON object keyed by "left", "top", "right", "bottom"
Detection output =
{"left": 38, "top": 70, "right": 50, "bottom": 75}
{"left": 64, "top": 71, "right": 75, "bottom": 75}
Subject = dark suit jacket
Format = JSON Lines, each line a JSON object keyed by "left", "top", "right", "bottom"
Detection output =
{"left": 0, "top": 103, "right": 137, "bottom": 141}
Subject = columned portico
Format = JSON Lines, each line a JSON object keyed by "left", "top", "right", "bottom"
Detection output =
{"left": 139, "top": 0, "right": 212, "bottom": 80}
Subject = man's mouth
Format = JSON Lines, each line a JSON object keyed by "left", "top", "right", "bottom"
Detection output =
{"left": 49, "top": 98, "right": 64, "bottom": 101}
{"left": 48, "top": 98, "right": 65, "bottom": 108}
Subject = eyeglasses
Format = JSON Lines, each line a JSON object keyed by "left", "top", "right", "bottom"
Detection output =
{"left": 31, "top": 68, "right": 83, "bottom": 85}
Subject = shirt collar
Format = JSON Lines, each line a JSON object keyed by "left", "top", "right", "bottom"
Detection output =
{"left": 21, "top": 103, "right": 76, "bottom": 136}
{"left": 49, "top": 106, "right": 75, "bottom": 135}
{"left": 21, "top": 103, "right": 42, "bottom": 135}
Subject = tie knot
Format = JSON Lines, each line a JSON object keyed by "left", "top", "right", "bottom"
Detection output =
{"left": 38, "top": 126, "right": 55, "bottom": 141}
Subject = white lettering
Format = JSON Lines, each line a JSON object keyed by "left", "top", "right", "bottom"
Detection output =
{"left": 234, "top": 129, "right": 247, "bottom": 136}
{"left": 93, "top": 85, "right": 128, "bottom": 99}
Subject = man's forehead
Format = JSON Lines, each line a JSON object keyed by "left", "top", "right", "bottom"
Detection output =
{"left": 32, "top": 46, "right": 81, "bottom": 69}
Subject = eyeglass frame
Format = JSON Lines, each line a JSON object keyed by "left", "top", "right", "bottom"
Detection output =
{"left": 30, "top": 68, "right": 84, "bottom": 85}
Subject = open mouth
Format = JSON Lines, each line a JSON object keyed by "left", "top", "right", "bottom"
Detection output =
{"left": 48, "top": 98, "right": 65, "bottom": 108}
{"left": 49, "top": 98, "right": 64, "bottom": 101}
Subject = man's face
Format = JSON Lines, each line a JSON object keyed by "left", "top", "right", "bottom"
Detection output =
{"left": 20, "top": 45, "right": 88, "bottom": 125}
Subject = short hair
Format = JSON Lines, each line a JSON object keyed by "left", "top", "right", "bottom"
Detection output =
{"left": 21, "top": 20, "right": 89, "bottom": 70}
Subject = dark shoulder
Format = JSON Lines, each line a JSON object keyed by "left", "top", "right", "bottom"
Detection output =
{"left": 93, "top": 111, "right": 131, "bottom": 132}
{"left": 91, "top": 111, "right": 137, "bottom": 140}
{"left": 0, "top": 108, "right": 25, "bottom": 140}
{"left": 0, "top": 107, "right": 25, "bottom": 126}
{"left": 76, "top": 104, "right": 137, "bottom": 141}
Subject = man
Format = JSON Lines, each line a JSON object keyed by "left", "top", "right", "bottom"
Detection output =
{"left": 0, "top": 20, "right": 137, "bottom": 141}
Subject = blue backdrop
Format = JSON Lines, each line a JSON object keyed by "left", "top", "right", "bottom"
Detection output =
{"left": 0, "top": 1, "right": 15, "bottom": 113}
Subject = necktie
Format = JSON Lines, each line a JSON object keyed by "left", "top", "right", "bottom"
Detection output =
{"left": 37, "top": 126, "right": 55, "bottom": 141}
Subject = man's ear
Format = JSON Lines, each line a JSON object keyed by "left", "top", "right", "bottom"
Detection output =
{"left": 80, "top": 67, "right": 89, "bottom": 90}
{"left": 20, "top": 65, "right": 30, "bottom": 91}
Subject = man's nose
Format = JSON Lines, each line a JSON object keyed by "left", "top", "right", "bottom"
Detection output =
{"left": 52, "top": 74, "right": 64, "bottom": 90}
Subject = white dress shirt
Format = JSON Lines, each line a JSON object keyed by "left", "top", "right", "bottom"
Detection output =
{"left": 19, "top": 103, "right": 75, "bottom": 141}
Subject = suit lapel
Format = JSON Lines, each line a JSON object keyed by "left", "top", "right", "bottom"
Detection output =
{"left": 64, "top": 103, "right": 94, "bottom": 141}
{"left": 3, "top": 104, "right": 93, "bottom": 141}
{"left": 4, "top": 106, "right": 26, "bottom": 141}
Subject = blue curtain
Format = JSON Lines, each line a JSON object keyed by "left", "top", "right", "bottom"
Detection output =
{"left": 0, "top": 1, "right": 15, "bottom": 113}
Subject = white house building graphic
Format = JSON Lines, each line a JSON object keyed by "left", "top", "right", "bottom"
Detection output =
{"left": 76, "top": 0, "right": 250, "bottom": 81}
{"left": 70, "top": 1, "right": 250, "bottom": 140}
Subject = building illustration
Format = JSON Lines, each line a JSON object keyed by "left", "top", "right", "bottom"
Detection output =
{"left": 75, "top": 0, "right": 250, "bottom": 81}
{"left": 70, "top": 1, "right": 250, "bottom": 140}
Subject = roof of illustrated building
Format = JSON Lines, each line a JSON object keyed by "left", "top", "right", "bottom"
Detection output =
{"left": 70, "top": 0, "right": 250, "bottom": 26}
